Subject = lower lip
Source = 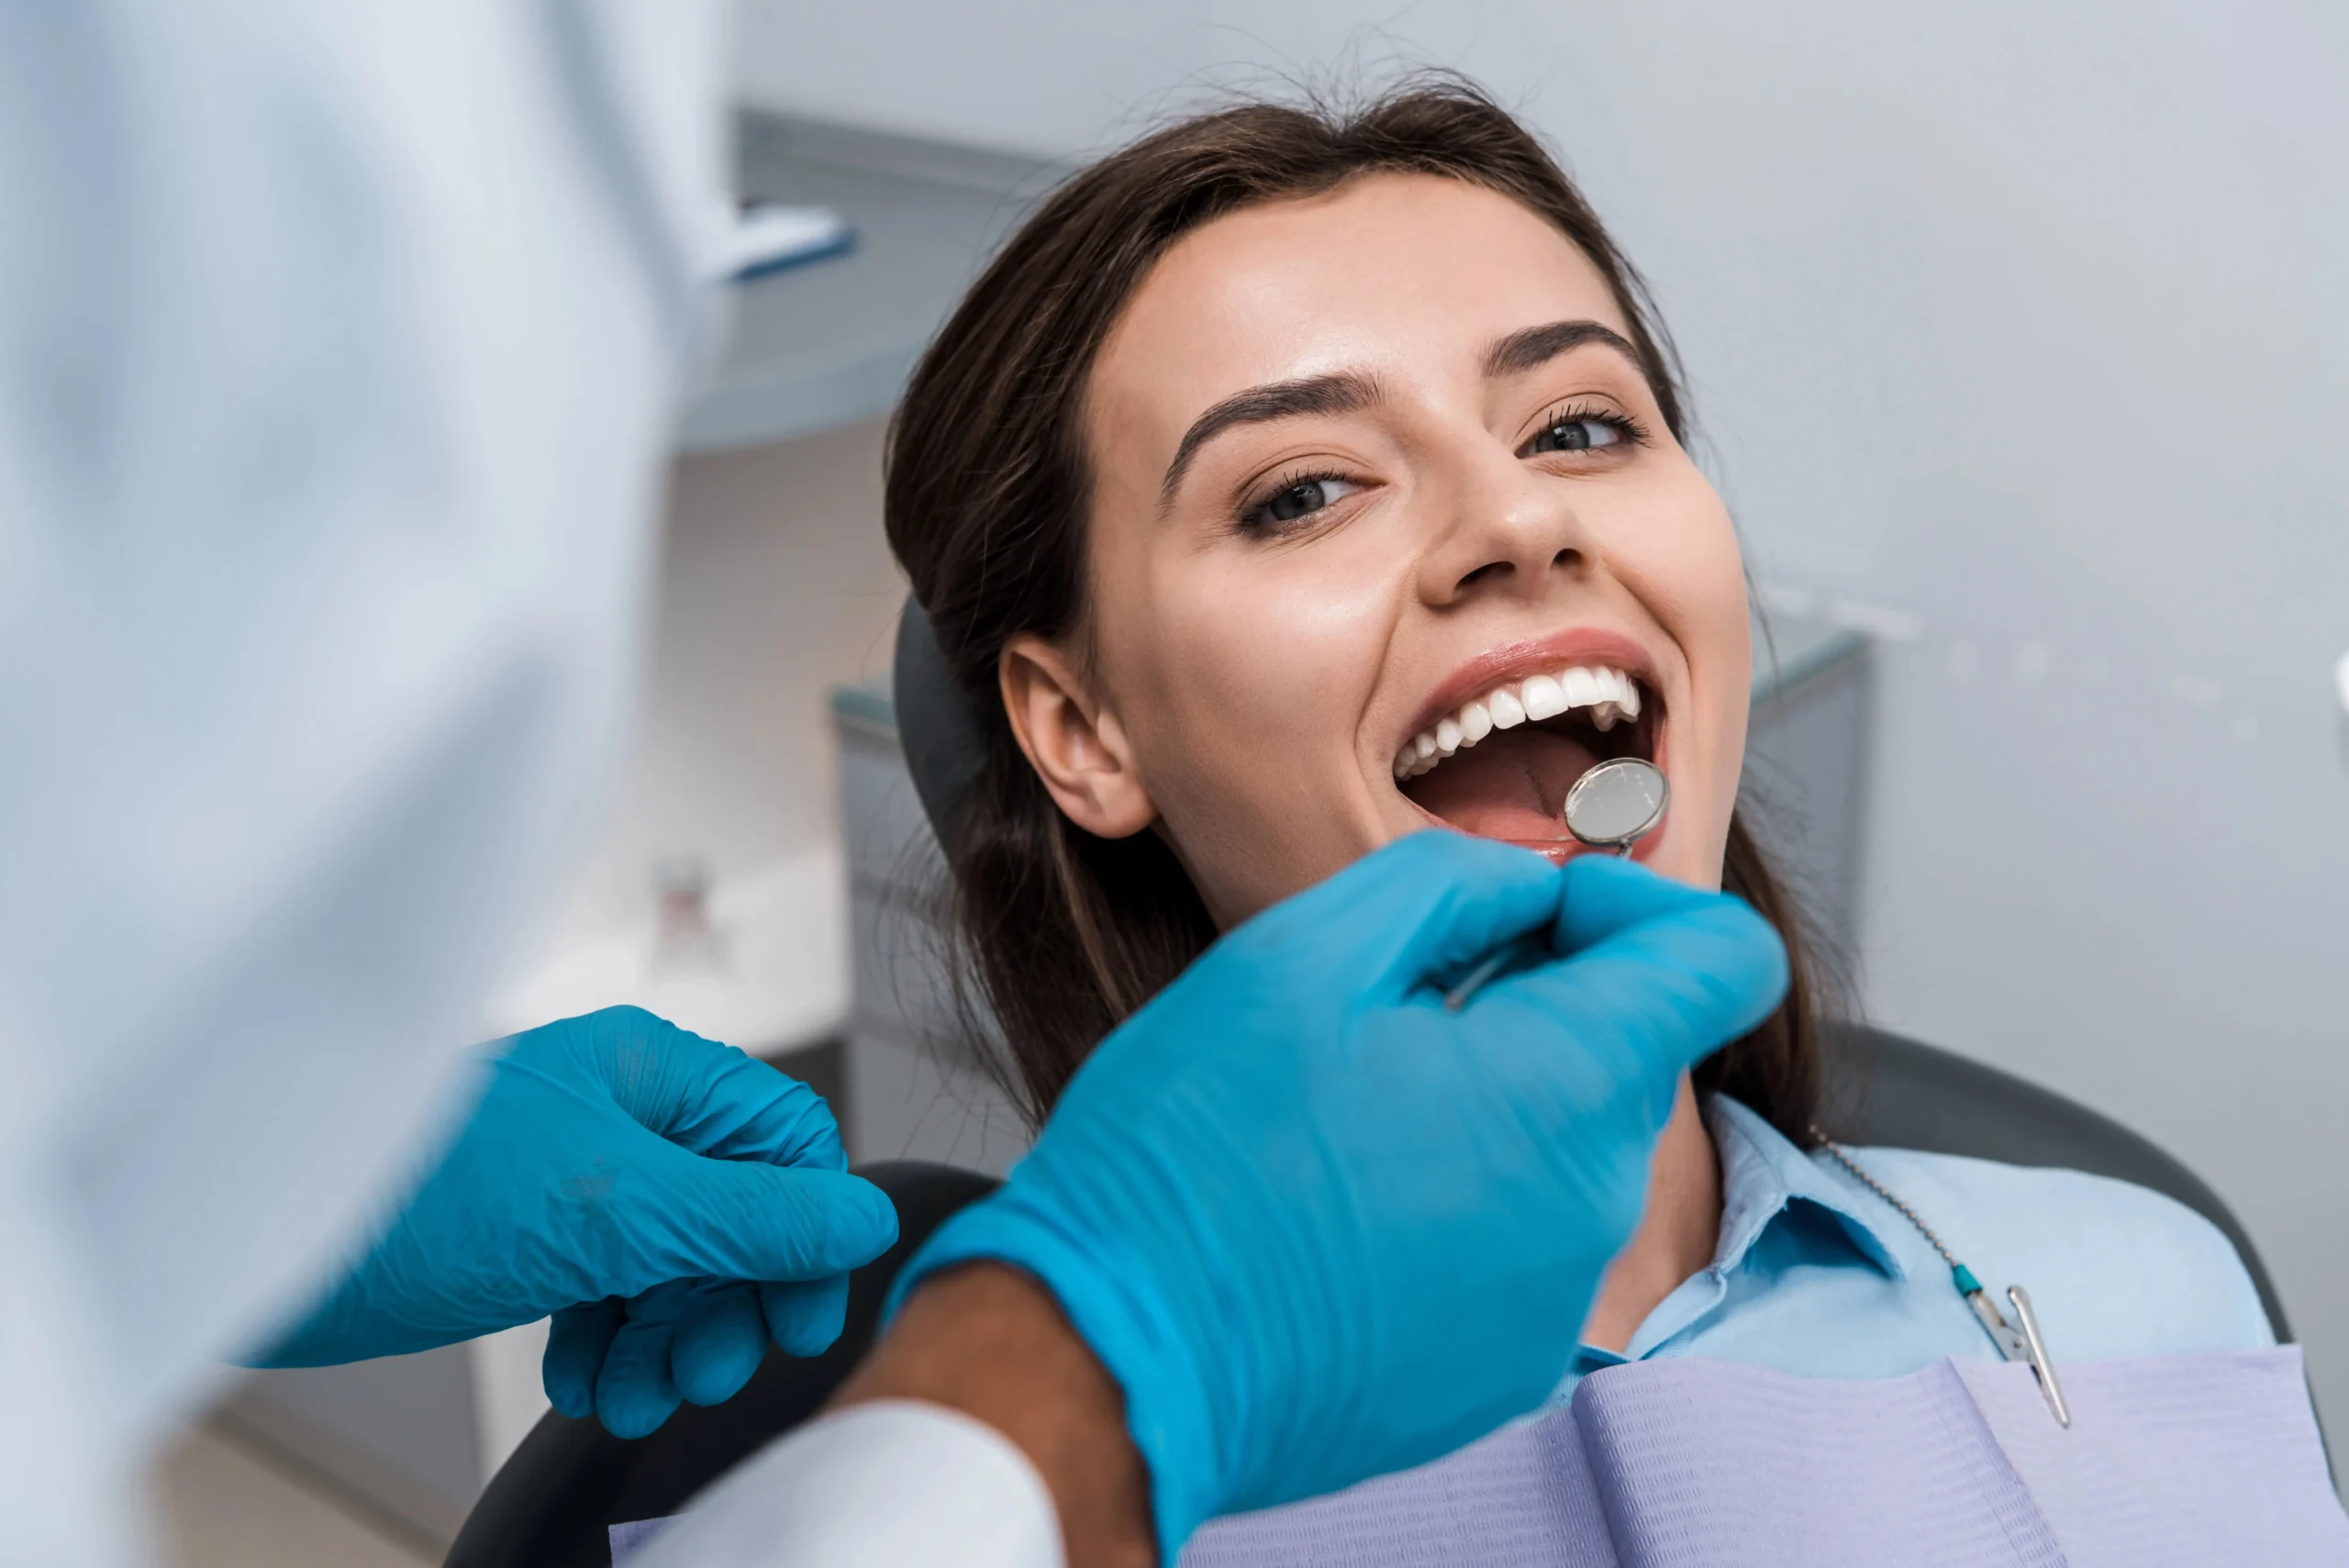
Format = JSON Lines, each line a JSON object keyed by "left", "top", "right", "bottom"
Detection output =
{"left": 1507, "top": 830, "right": 1666, "bottom": 867}
{"left": 1407, "top": 803, "right": 1670, "bottom": 867}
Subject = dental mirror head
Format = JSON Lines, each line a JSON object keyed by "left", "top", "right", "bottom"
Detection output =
{"left": 1564, "top": 757, "right": 1668, "bottom": 853}
{"left": 1442, "top": 755, "right": 1672, "bottom": 1011}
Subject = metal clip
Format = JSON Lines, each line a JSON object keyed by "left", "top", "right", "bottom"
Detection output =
{"left": 1957, "top": 1270, "right": 2069, "bottom": 1428}
{"left": 2006, "top": 1284, "right": 2071, "bottom": 1429}
{"left": 1962, "top": 1284, "right": 2027, "bottom": 1361}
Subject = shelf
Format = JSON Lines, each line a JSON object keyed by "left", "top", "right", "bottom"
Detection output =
{"left": 674, "top": 114, "right": 1063, "bottom": 454}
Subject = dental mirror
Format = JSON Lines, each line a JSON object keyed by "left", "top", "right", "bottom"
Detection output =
{"left": 1562, "top": 756, "right": 1670, "bottom": 853}
{"left": 1442, "top": 756, "right": 1670, "bottom": 1010}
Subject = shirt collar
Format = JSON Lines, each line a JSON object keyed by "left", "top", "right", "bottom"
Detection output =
{"left": 1705, "top": 1095, "right": 1909, "bottom": 1282}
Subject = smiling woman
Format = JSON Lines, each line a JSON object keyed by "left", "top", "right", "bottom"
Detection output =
{"left": 883, "top": 77, "right": 2270, "bottom": 1401}
{"left": 887, "top": 82, "right": 1818, "bottom": 1131}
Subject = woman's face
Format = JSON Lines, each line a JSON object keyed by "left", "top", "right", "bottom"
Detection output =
{"left": 1003, "top": 172, "right": 1751, "bottom": 927}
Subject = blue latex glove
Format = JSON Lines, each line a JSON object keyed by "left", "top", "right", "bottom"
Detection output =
{"left": 256, "top": 1006, "right": 897, "bottom": 1438}
{"left": 888, "top": 832, "right": 1787, "bottom": 1562}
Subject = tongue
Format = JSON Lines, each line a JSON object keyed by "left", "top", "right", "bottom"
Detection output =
{"left": 1403, "top": 726, "right": 1602, "bottom": 841}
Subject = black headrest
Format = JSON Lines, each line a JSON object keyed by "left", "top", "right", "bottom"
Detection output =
{"left": 892, "top": 598, "right": 988, "bottom": 851}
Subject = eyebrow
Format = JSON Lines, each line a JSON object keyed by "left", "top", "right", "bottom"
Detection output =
{"left": 1482, "top": 318, "right": 1646, "bottom": 379}
{"left": 1158, "top": 371, "right": 1382, "bottom": 507}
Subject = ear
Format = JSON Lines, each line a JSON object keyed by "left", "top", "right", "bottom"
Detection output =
{"left": 1000, "top": 634, "right": 1157, "bottom": 840}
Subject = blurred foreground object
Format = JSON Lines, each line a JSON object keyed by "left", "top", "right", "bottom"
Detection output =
{"left": 0, "top": 3, "right": 725, "bottom": 1560}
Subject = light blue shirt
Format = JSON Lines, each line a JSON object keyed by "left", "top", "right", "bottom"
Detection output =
{"left": 1552, "top": 1095, "right": 2274, "bottom": 1404}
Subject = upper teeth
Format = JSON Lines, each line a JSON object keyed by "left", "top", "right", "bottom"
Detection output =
{"left": 1395, "top": 665, "right": 1643, "bottom": 781}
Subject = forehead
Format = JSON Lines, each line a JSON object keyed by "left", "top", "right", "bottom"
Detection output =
{"left": 1092, "top": 172, "right": 1634, "bottom": 435}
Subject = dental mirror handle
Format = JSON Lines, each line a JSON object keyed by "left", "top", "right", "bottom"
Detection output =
{"left": 1439, "top": 844, "right": 1631, "bottom": 1013}
{"left": 1441, "top": 759, "right": 1667, "bottom": 1011}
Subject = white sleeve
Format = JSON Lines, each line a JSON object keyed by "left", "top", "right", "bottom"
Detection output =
{"left": 0, "top": 4, "right": 723, "bottom": 1563}
{"left": 632, "top": 1401, "right": 1064, "bottom": 1568}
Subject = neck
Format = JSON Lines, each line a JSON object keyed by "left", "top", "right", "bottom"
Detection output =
{"left": 1578, "top": 1076, "right": 1721, "bottom": 1354}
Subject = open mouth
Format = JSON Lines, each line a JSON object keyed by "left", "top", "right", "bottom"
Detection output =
{"left": 1394, "top": 662, "right": 1662, "bottom": 851}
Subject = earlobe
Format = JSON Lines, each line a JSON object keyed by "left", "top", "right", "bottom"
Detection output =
{"left": 1000, "top": 637, "right": 1158, "bottom": 840}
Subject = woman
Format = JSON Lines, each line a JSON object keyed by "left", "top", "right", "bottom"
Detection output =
{"left": 884, "top": 79, "right": 2267, "bottom": 1408}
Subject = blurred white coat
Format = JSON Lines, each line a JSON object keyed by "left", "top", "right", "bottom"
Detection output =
{"left": 0, "top": 3, "right": 723, "bottom": 1560}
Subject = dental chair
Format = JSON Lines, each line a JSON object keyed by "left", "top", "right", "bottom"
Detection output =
{"left": 442, "top": 606, "right": 2297, "bottom": 1568}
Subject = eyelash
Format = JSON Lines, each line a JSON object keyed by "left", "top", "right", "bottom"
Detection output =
{"left": 1232, "top": 401, "right": 1651, "bottom": 532}
{"left": 1236, "top": 464, "right": 1360, "bottom": 533}
{"left": 1520, "top": 400, "right": 1650, "bottom": 455}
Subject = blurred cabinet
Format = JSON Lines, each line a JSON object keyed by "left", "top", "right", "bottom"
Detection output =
{"left": 1742, "top": 615, "right": 1876, "bottom": 963}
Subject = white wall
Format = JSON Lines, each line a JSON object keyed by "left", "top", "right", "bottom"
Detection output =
{"left": 732, "top": 1, "right": 2349, "bottom": 1459}
{"left": 582, "top": 419, "right": 903, "bottom": 936}
{"left": 492, "top": 419, "right": 906, "bottom": 1039}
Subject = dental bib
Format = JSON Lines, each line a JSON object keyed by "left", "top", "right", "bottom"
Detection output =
{"left": 1179, "top": 1348, "right": 2346, "bottom": 1568}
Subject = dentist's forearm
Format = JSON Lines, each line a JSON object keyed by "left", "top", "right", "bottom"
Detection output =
{"left": 830, "top": 1262, "right": 1157, "bottom": 1567}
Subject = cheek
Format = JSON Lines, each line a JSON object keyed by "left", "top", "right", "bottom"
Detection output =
{"left": 1612, "top": 478, "right": 1751, "bottom": 886}
{"left": 1095, "top": 546, "right": 1401, "bottom": 907}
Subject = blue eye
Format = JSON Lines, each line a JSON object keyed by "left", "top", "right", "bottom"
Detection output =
{"left": 1526, "top": 416, "right": 1628, "bottom": 455}
{"left": 1245, "top": 473, "right": 1362, "bottom": 528}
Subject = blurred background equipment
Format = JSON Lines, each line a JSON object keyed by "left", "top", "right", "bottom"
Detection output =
{"left": 649, "top": 857, "right": 729, "bottom": 978}
{"left": 720, "top": 202, "right": 854, "bottom": 283}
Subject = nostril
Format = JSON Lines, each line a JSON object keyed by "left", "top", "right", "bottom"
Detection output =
{"left": 1457, "top": 560, "right": 1514, "bottom": 591}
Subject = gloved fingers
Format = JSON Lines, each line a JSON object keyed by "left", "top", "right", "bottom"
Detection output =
{"left": 578, "top": 1006, "right": 849, "bottom": 1169}
{"left": 652, "top": 1047, "right": 847, "bottom": 1169}
{"left": 1550, "top": 852, "right": 1769, "bottom": 953}
{"left": 638, "top": 1159, "right": 899, "bottom": 1284}
{"left": 1482, "top": 858, "right": 1788, "bottom": 1085}
{"left": 760, "top": 1273, "right": 852, "bottom": 1359}
{"left": 541, "top": 1299, "right": 626, "bottom": 1419}
{"left": 1236, "top": 829, "right": 1563, "bottom": 996}
{"left": 669, "top": 1281, "right": 771, "bottom": 1407}
{"left": 593, "top": 1280, "right": 692, "bottom": 1439}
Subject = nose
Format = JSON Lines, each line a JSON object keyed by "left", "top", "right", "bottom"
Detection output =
{"left": 1413, "top": 442, "right": 1595, "bottom": 608}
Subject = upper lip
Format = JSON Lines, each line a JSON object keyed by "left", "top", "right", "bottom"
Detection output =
{"left": 1397, "top": 627, "right": 1664, "bottom": 753}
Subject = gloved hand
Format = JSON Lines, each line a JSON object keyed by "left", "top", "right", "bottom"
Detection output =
{"left": 887, "top": 831, "right": 1787, "bottom": 1562}
{"left": 254, "top": 1006, "right": 897, "bottom": 1438}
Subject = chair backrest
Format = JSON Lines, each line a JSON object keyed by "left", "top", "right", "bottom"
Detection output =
{"left": 446, "top": 1023, "right": 2295, "bottom": 1568}
{"left": 1819, "top": 1020, "right": 2290, "bottom": 1342}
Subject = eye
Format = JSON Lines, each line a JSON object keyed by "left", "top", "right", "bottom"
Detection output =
{"left": 1242, "top": 473, "right": 1363, "bottom": 530}
{"left": 1520, "top": 406, "right": 1645, "bottom": 459}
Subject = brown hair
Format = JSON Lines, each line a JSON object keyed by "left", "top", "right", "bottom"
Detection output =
{"left": 885, "top": 77, "right": 1829, "bottom": 1141}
